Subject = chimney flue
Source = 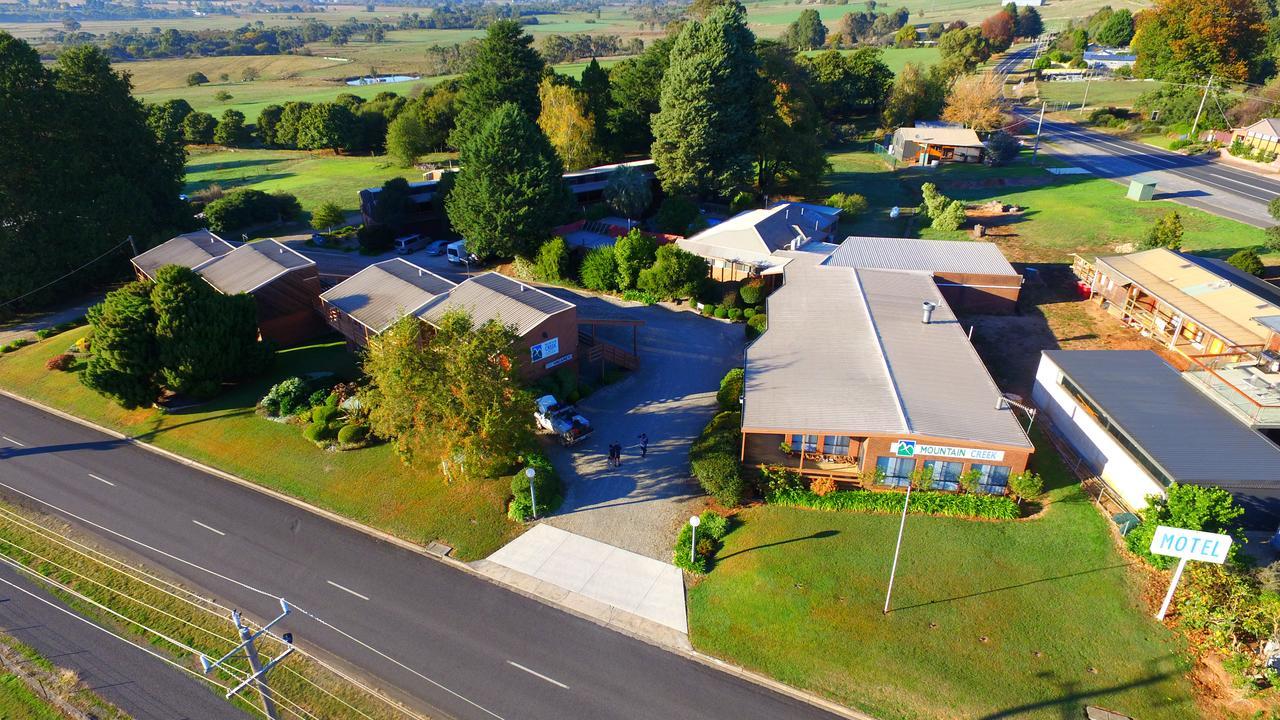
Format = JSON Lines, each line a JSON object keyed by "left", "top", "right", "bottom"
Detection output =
{"left": 921, "top": 301, "right": 937, "bottom": 324}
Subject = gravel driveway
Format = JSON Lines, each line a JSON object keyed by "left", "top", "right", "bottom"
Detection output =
{"left": 542, "top": 297, "right": 743, "bottom": 560}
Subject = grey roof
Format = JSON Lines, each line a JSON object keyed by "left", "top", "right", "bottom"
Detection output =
{"left": 320, "top": 259, "right": 455, "bottom": 333}
{"left": 825, "top": 237, "right": 1019, "bottom": 277}
{"left": 1180, "top": 253, "right": 1280, "bottom": 308}
{"left": 1044, "top": 350, "right": 1280, "bottom": 488}
{"left": 677, "top": 203, "right": 839, "bottom": 269}
{"left": 417, "top": 272, "right": 575, "bottom": 336}
{"left": 743, "top": 249, "right": 1031, "bottom": 448}
{"left": 193, "top": 240, "right": 313, "bottom": 295}
{"left": 131, "top": 230, "right": 233, "bottom": 279}
{"left": 1256, "top": 316, "right": 1280, "bottom": 334}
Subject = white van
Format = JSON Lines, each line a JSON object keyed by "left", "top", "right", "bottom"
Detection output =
{"left": 393, "top": 234, "right": 427, "bottom": 254}
{"left": 446, "top": 240, "right": 474, "bottom": 265}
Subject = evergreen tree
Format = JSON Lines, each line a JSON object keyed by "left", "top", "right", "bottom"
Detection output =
{"left": 1015, "top": 6, "right": 1044, "bottom": 39}
{"left": 578, "top": 58, "right": 614, "bottom": 155}
{"left": 1094, "top": 8, "right": 1133, "bottom": 47}
{"left": 652, "top": 1, "right": 761, "bottom": 198}
{"left": 606, "top": 38, "right": 673, "bottom": 154}
{"left": 1142, "top": 211, "right": 1184, "bottom": 249}
{"left": 445, "top": 103, "right": 573, "bottom": 259}
{"left": 782, "top": 8, "right": 827, "bottom": 50}
{"left": 453, "top": 20, "right": 545, "bottom": 144}
{"left": 81, "top": 282, "right": 160, "bottom": 409}
{"left": 213, "top": 109, "right": 249, "bottom": 146}
{"left": 256, "top": 104, "right": 284, "bottom": 146}
{"left": 182, "top": 111, "right": 216, "bottom": 143}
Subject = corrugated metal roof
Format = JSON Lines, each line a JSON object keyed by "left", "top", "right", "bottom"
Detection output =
{"left": 417, "top": 272, "right": 575, "bottom": 336}
{"left": 193, "top": 240, "right": 314, "bottom": 295}
{"left": 320, "top": 259, "right": 455, "bottom": 332}
{"left": 1242, "top": 118, "right": 1280, "bottom": 137}
{"left": 131, "top": 230, "right": 233, "bottom": 278}
{"left": 825, "top": 237, "right": 1019, "bottom": 277}
{"left": 676, "top": 203, "right": 839, "bottom": 268}
{"left": 894, "top": 126, "right": 984, "bottom": 147}
{"left": 1043, "top": 350, "right": 1280, "bottom": 487}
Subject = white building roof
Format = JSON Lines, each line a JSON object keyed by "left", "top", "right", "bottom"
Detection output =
{"left": 676, "top": 202, "right": 840, "bottom": 269}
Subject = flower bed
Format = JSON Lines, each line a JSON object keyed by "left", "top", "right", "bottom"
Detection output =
{"left": 767, "top": 487, "right": 1020, "bottom": 520}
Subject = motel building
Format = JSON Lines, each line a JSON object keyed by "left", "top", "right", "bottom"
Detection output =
{"left": 740, "top": 241, "right": 1034, "bottom": 492}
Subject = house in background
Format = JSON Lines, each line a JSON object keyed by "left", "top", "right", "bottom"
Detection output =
{"left": 131, "top": 234, "right": 323, "bottom": 346}
{"left": 1229, "top": 118, "right": 1280, "bottom": 156}
{"left": 890, "top": 125, "right": 986, "bottom": 165}
{"left": 1083, "top": 46, "right": 1137, "bottom": 72}
{"left": 677, "top": 202, "right": 840, "bottom": 281}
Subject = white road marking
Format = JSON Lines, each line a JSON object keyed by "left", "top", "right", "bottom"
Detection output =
{"left": 87, "top": 473, "right": 116, "bottom": 487}
{"left": 507, "top": 660, "right": 570, "bottom": 689}
{"left": 191, "top": 519, "right": 226, "bottom": 536}
{"left": 326, "top": 580, "right": 370, "bottom": 601}
{"left": 2, "top": 436, "right": 25, "bottom": 447}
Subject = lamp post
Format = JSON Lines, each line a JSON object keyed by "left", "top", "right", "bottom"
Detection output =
{"left": 883, "top": 481, "right": 913, "bottom": 615}
{"left": 525, "top": 467, "right": 538, "bottom": 519}
{"left": 688, "top": 515, "right": 701, "bottom": 564}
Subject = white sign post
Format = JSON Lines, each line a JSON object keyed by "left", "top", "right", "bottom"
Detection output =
{"left": 1149, "top": 525, "right": 1233, "bottom": 621}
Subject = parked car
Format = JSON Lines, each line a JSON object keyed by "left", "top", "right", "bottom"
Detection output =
{"left": 446, "top": 239, "right": 477, "bottom": 265}
{"left": 309, "top": 232, "right": 327, "bottom": 246}
{"left": 425, "top": 239, "right": 449, "bottom": 256}
{"left": 393, "top": 234, "right": 427, "bottom": 254}
{"left": 534, "top": 395, "right": 593, "bottom": 446}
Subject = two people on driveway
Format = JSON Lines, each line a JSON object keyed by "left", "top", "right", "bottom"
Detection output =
{"left": 607, "top": 434, "right": 648, "bottom": 468}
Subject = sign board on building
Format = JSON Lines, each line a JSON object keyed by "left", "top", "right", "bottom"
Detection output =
{"left": 1149, "top": 526, "right": 1233, "bottom": 565}
{"left": 529, "top": 337, "right": 559, "bottom": 363}
{"left": 890, "top": 440, "right": 1005, "bottom": 462}
{"left": 545, "top": 353, "right": 574, "bottom": 370}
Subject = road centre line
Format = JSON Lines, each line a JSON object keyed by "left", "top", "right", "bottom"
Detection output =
{"left": 87, "top": 473, "right": 116, "bottom": 487}
{"left": 2, "top": 435, "right": 25, "bottom": 447}
{"left": 326, "top": 579, "right": 370, "bottom": 601}
{"left": 507, "top": 660, "right": 570, "bottom": 689}
{"left": 191, "top": 519, "right": 226, "bottom": 536}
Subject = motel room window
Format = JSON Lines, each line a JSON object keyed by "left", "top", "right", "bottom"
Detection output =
{"left": 822, "top": 435, "right": 851, "bottom": 456}
{"left": 789, "top": 434, "right": 818, "bottom": 453}
{"left": 876, "top": 456, "right": 914, "bottom": 487}
{"left": 924, "top": 460, "right": 963, "bottom": 491}
{"left": 972, "top": 464, "right": 1011, "bottom": 494}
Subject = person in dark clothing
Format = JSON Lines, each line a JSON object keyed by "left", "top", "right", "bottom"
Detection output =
{"left": 608, "top": 443, "right": 619, "bottom": 468}
{"left": 638, "top": 433, "right": 648, "bottom": 458}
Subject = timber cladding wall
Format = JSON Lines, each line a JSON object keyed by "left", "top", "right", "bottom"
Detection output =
{"left": 252, "top": 267, "right": 326, "bottom": 346}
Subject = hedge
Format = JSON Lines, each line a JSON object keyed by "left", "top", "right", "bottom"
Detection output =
{"left": 690, "top": 411, "right": 745, "bottom": 506}
{"left": 768, "top": 487, "right": 1020, "bottom": 520}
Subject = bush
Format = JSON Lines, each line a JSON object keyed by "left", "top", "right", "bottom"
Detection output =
{"left": 1266, "top": 225, "right": 1280, "bottom": 253}
{"left": 743, "top": 307, "right": 757, "bottom": 319}
{"left": 35, "top": 327, "right": 55, "bottom": 340}
{"left": 714, "top": 306, "right": 728, "bottom": 319}
{"left": 186, "top": 71, "right": 209, "bottom": 86}
{"left": 301, "top": 422, "right": 330, "bottom": 444}
{"left": 672, "top": 510, "right": 732, "bottom": 574}
{"left": 620, "top": 289, "right": 658, "bottom": 305}
{"left": 1, "top": 338, "right": 34, "bottom": 353}
{"left": 931, "top": 199, "right": 967, "bottom": 232}
{"left": 716, "top": 368, "right": 744, "bottom": 410}
{"left": 719, "top": 286, "right": 740, "bottom": 309}
{"left": 613, "top": 228, "right": 658, "bottom": 291}
{"left": 728, "top": 307, "right": 744, "bottom": 322}
{"left": 579, "top": 246, "right": 618, "bottom": 291}
{"left": 260, "top": 376, "right": 309, "bottom": 417}
{"left": 739, "top": 280, "right": 764, "bottom": 306}
{"left": 690, "top": 411, "right": 745, "bottom": 506}
{"left": 920, "top": 182, "right": 949, "bottom": 220}
{"left": 746, "top": 312, "right": 767, "bottom": 340}
{"left": 1168, "top": 138, "right": 1191, "bottom": 151}
{"left": 357, "top": 223, "right": 395, "bottom": 253}
{"left": 1225, "top": 248, "right": 1265, "bottom": 277}
{"left": 729, "top": 191, "right": 755, "bottom": 215}
{"left": 203, "top": 188, "right": 302, "bottom": 233}
{"left": 655, "top": 196, "right": 700, "bottom": 235}
{"left": 532, "top": 236, "right": 570, "bottom": 283}
{"left": 45, "top": 353, "right": 74, "bottom": 371}
{"left": 336, "top": 423, "right": 368, "bottom": 445}
{"left": 983, "top": 131, "right": 1020, "bottom": 167}
{"left": 768, "top": 486, "right": 1020, "bottom": 519}
{"left": 637, "top": 244, "right": 707, "bottom": 300}
{"left": 312, "top": 404, "right": 340, "bottom": 425}
{"left": 701, "top": 303, "right": 719, "bottom": 317}
{"left": 1125, "top": 483, "right": 1245, "bottom": 569}
{"left": 826, "top": 192, "right": 868, "bottom": 217}
{"left": 508, "top": 451, "right": 564, "bottom": 521}
{"left": 584, "top": 203, "right": 609, "bottom": 221}
{"left": 1007, "top": 470, "right": 1044, "bottom": 501}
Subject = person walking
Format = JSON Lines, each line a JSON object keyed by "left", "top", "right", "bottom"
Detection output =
{"left": 608, "top": 442, "right": 619, "bottom": 468}
{"left": 638, "top": 433, "right": 648, "bottom": 458}
{"left": 613, "top": 441, "right": 623, "bottom": 467}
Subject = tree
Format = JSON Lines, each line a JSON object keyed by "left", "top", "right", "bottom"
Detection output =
{"left": 607, "top": 38, "right": 673, "bottom": 155}
{"left": 688, "top": 0, "right": 731, "bottom": 19}
{"left": 652, "top": 1, "right": 761, "bottom": 198}
{"left": 881, "top": 62, "right": 945, "bottom": 129}
{"left": 579, "top": 246, "right": 618, "bottom": 291}
{"left": 256, "top": 104, "right": 284, "bottom": 146}
{"left": 532, "top": 236, "right": 570, "bottom": 282}
{"left": 655, "top": 195, "right": 701, "bottom": 235}
{"left": 980, "top": 10, "right": 1015, "bottom": 53}
{"left": 146, "top": 98, "right": 193, "bottom": 143}
{"left": 826, "top": 192, "right": 868, "bottom": 217}
{"left": 1015, "top": 6, "right": 1043, "bottom": 38}
{"left": 204, "top": 189, "right": 301, "bottom": 232}
{"left": 1125, "top": 483, "right": 1244, "bottom": 569}
{"left": 638, "top": 244, "right": 707, "bottom": 300}
{"left": 385, "top": 109, "right": 430, "bottom": 167}
{"left": 1142, "top": 211, "right": 1184, "bottom": 250}
{"left": 927, "top": 21, "right": 946, "bottom": 38}
{"left": 295, "top": 102, "right": 359, "bottom": 152}
{"left": 446, "top": 103, "right": 572, "bottom": 260}
{"left": 419, "top": 83, "right": 460, "bottom": 150}
{"left": 537, "top": 76, "right": 605, "bottom": 171}
{"left": 604, "top": 165, "right": 653, "bottom": 220}
{"left": 361, "top": 312, "right": 534, "bottom": 478}
{"left": 893, "top": 25, "right": 916, "bottom": 48}
{"left": 1225, "top": 248, "right": 1265, "bottom": 276}
{"left": 213, "top": 109, "right": 249, "bottom": 146}
{"left": 81, "top": 282, "right": 160, "bottom": 409}
{"left": 1094, "top": 8, "right": 1133, "bottom": 47}
{"left": 182, "top": 111, "right": 216, "bottom": 143}
{"left": 453, "top": 20, "right": 545, "bottom": 144}
{"left": 614, "top": 228, "right": 659, "bottom": 290}
{"left": 802, "top": 48, "right": 894, "bottom": 120}
{"left": 241, "top": 66, "right": 260, "bottom": 82}
{"left": 1131, "top": 0, "right": 1265, "bottom": 82}
{"left": 782, "top": 8, "right": 827, "bottom": 50}
{"left": 984, "top": 130, "right": 1020, "bottom": 166}
{"left": 938, "top": 25, "right": 991, "bottom": 73}
{"left": 753, "top": 41, "right": 829, "bottom": 197}
{"left": 186, "top": 71, "right": 208, "bottom": 86}
{"left": 213, "top": 90, "right": 233, "bottom": 103}
{"left": 942, "top": 73, "right": 1007, "bottom": 131}
{"left": 932, "top": 199, "right": 968, "bottom": 231}
{"left": 312, "top": 201, "right": 345, "bottom": 231}
{"left": 578, "top": 58, "right": 613, "bottom": 154}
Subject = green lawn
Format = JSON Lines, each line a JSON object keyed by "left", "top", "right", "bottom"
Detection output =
{"left": 824, "top": 147, "right": 1275, "bottom": 263}
{"left": 0, "top": 675, "right": 61, "bottom": 720}
{"left": 183, "top": 147, "right": 447, "bottom": 217}
{"left": 0, "top": 330, "right": 518, "bottom": 560}
{"left": 687, "top": 429, "right": 1197, "bottom": 720}
{"left": 1036, "top": 79, "right": 1159, "bottom": 109}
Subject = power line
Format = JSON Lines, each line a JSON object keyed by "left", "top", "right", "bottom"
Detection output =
{"left": 0, "top": 237, "right": 133, "bottom": 309}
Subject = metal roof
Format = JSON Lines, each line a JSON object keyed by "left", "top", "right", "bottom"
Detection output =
{"left": 1043, "top": 350, "right": 1280, "bottom": 488}
{"left": 193, "top": 240, "right": 314, "bottom": 295}
{"left": 1180, "top": 254, "right": 1280, "bottom": 308}
{"left": 676, "top": 203, "right": 840, "bottom": 268}
{"left": 825, "top": 237, "right": 1019, "bottom": 277}
{"left": 131, "top": 230, "right": 233, "bottom": 279}
{"left": 319, "top": 259, "right": 455, "bottom": 333}
{"left": 1241, "top": 118, "right": 1280, "bottom": 138}
{"left": 417, "top": 272, "right": 575, "bottom": 337}
{"left": 894, "top": 126, "right": 984, "bottom": 148}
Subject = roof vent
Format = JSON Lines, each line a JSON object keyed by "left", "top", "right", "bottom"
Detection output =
{"left": 921, "top": 301, "right": 937, "bottom": 324}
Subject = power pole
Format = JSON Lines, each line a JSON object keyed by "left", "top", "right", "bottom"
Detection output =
{"left": 127, "top": 235, "right": 138, "bottom": 257}
{"left": 1078, "top": 72, "right": 1093, "bottom": 115}
{"left": 1189, "top": 74, "right": 1213, "bottom": 142}
{"left": 201, "top": 599, "right": 295, "bottom": 720}
{"left": 1030, "top": 102, "right": 1046, "bottom": 164}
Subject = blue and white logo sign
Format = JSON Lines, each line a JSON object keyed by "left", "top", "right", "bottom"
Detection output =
{"left": 530, "top": 337, "right": 560, "bottom": 363}
{"left": 893, "top": 440, "right": 917, "bottom": 457}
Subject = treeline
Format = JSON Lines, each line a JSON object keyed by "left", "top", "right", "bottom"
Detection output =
{"left": 82, "top": 18, "right": 392, "bottom": 60}
{"left": 539, "top": 33, "right": 644, "bottom": 63}
{"left": 0, "top": 0, "right": 193, "bottom": 22}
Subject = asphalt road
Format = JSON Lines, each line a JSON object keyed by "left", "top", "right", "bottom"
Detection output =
{"left": 994, "top": 44, "right": 1039, "bottom": 75}
{"left": 0, "top": 562, "right": 250, "bottom": 720}
{"left": 0, "top": 395, "right": 839, "bottom": 720}
{"left": 1015, "top": 108, "right": 1280, "bottom": 226}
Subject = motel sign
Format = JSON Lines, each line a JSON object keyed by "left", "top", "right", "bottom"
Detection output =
{"left": 1149, "top": 525, "right": 1234, "bottom": 621}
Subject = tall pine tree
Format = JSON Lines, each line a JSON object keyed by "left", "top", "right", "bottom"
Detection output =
{"left": 651, "top": 1, "right": 761, "bottom": 199}
{"left": 578, "top": 58, "right": 614, "bottom": 157}
{"left": 452, "top": 20, "right": 545, "bottom": 145}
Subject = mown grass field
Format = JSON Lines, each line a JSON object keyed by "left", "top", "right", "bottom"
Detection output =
{"left": 687, "top": 428, "right": 1197, "bottom": 720}
{"left": 0, "top": 330, "right": 518, "bottom": 560}
{"left": 1035, "top": 78, "right": 1163, "bottom": 109}
{"left": 824, "top": 147, "right": 1274, "bottom": 263}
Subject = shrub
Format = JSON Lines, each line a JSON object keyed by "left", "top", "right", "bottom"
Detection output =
{"left": 958, "top": 468, "right": 981, "bottom": 494}
{"left": 932, "top": 200, "right": 968, "bottom": 232}
{"left": 701, "top": 303, "right": 718, "bottom": 317}
{"left": 1125, "top": 483, "right": 1244, "bottom": 569}
{"left": 1, "top": 338, "right": 34, "bottom": 353}
{"left": 716, "top": 368, "right": 744, "bottom": 410}
{"left": 508, "top": 451, "right": 564, "bottom": 521}
{"left": 810, "top": 476, "right": 837, "bottom": 496}
{"left": 746, "top": 312, "right": 767, "bottom": 339}
{"left": 1266, "top": 225, "right": 1280, "bottom": 253}
{"left": 983, "top": 131, "right": 1019, "bottom": 167}
{"left": 655, "top": 196, "right": 700, "bottom": 235}
{"left": 728, "top": 307, "right": 744, "bottom": 322}
{"left": 1168, "top": 138, "right": 1191, "bottom": 151}
{"left": 729, "top": 191, "right": 756, "bottom": 214}
{"left": 1007, "top": 470, "right": 1044, "bottom": 501}
{"left": 1229, "top": 139, "right": 1250, "bottom": 157}
{"left": 739, "top": 280, "right": 764, "bottom": 306}
{"left": 1225, "top": 248, "right": 1265, "bottom": 277}
{"left": 35, "top": 327, "right": 55, "bottom": 340}
{"left": 743, "top": 307, "right": 757, "bottom": 319}
{"left": 302, "top": 422, "right": 329, "bottom": 444}
{"left": 260, "top": 376, "right": 309, "bottom": 417}
{"left": 620, "top": 289, "right": 658, "bottom": 305}
{"left": 75, "top": 334, "right": 92, "bottom": 353}
{"left": 204, "top": 188, "right": 302, "bottom": 233}
{"left": 714, "top": 306, "right": 728, "bottom": 319}
{"left": 720, "top": 286, "right": 740, "bottom": 309}
{"left": 312, "top": 404, "right": 340, "bottom": 425}
{"left": 336, "top": 424, "right": 368, "bottom": 445}
{"left": 673, "top": 510, "right": 732, "bottom": 574}
{"left": 638, "top": 245, "right": 707, "bottom": 300}
{"left": 357, "top": 223, "right": 395, "bottom": 253}
{"left": 579, "top": 246, "right": 618, "bottom": 291}
{"left": 826, "top": 192, "right": 868, "bottom": 217}
{"left": 45, "top": 353, "right": 74, "bottom": 371}
{"left": 613, "top": 228, "right": 658, "bottom": 291}
{"left": 768, "top": 487, "right": 1020, "bottom": 519}
{"left": 532, "top": 236, "right": 570, "bottom": 283}
{"left": 690, "top": 411, "right": 745, "bottom": 506}
{"left": 584, "top": 203, "right": 609, "bottom": 221}
{"left": 920, "top": 182, "right": 949, "bottom": 220}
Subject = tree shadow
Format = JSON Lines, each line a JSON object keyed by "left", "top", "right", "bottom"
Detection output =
{"left": 979, "top": 662, "right": 1182, "bottom": 719}
{"left": 717, "top": 529, "right": 840, "bottom": 561}
{"left": 889, "top": 562, "right": 1134, "bottom": 612}
{"left": 185, "top": 158, "right": 283, "bottom": 174}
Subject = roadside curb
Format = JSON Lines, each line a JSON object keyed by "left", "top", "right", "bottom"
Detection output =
{"left": 0, "top": 388, "right": 876, "bottom": 720}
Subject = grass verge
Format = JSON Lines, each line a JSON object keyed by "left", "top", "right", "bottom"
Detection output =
{"left": 686, "top": 428, "right": 1197, "bottom": 720}
{"left": 0, "top": 330, "right": 518, "bottom": 561}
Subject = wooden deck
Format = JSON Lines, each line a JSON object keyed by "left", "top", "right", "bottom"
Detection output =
{"left": 742, "top": 433, "right": 863, "bottom": 483}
